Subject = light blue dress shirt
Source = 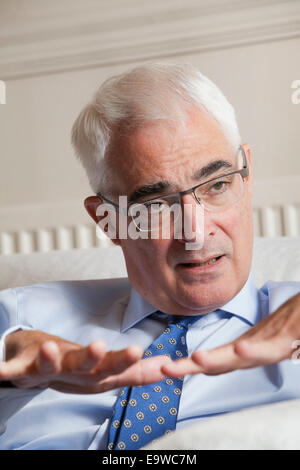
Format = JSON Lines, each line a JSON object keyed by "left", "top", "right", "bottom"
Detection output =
{"left": 0, "top": 273, "right": 300, "bottom": 450}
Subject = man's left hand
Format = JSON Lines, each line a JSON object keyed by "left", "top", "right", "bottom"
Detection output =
{"left": 161, "top": 292, "right": 300, "bottom": 377}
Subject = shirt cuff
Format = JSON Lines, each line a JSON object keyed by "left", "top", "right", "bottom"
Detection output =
{"left": 0, "top": 325, "right": 34, "bottom": 362}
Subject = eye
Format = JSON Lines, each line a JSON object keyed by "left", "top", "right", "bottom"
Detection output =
{"left": 209, "top": 181, "right": 229, "bottom": 192}
{"left": 204, "top": 174, "right": 235, "bottom": 195}
{"left": 145, "top": 200, "right": 169, "bottom": 213}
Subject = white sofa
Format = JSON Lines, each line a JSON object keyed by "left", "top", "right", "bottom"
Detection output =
{"left": 0, "top": 236, "right": 300, "bottom": 449}
{"left": 0, "top": 236, "right": 299, "bottom": 291}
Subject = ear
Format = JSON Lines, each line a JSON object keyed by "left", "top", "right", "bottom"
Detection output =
{"left": 84, "top": 196, "right": 121, "bottom": 246}
{"left": 84, "top": 196, "right": 101, "bottom": 224}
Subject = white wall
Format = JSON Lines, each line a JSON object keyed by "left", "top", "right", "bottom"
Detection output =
{"left": 0, "top": 0, "right": 299, "bottom": 249}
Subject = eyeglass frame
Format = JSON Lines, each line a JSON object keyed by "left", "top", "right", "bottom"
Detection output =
{"left": 96, "top": 145, "right": 249, "bottom": 215}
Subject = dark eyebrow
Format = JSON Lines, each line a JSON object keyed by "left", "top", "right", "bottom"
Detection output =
{"left": 128, "top": 159, "right": 234, "bottom": 203}
{"left": 193, "top": 159, "right": 234, "bottom": 180}
{"left": 128, "top": 181, "right": 170, "bottom": 203}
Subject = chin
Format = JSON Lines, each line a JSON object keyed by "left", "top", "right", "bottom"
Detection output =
{"left": 172, "top": 282, "right": 238, "bottom": 314}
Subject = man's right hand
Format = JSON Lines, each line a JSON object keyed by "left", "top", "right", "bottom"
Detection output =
{"left": 0, "top": 330, "right": 170, "bottom": 394}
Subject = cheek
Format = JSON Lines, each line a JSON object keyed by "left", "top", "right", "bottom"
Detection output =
{"left": 120, "top": 238, "right": 172, "bottom": 282}
{"left": 224, "top": 205, "right": 254, "bottom": 272}
{"left": 221, "top": 200, "right": 253, "bottom": 239}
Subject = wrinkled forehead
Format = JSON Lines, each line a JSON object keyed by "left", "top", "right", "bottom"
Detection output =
{"left": 105, "top": 109, "right": 236, "bottom": 198}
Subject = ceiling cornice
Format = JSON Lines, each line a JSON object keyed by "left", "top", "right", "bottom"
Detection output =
{"left": 0, "top": 0, "right": 299, "bottom": 80}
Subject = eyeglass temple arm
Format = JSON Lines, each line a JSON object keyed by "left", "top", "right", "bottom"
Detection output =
{"left": 239, "top": 145, "right": 249, "bottom": 179}
{"left": 96, "top": 193, "right": 129, "bottom": 215}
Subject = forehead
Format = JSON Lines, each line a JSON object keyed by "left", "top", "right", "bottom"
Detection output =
{"left": 106, "top": 107, "right": 234, "bottom": 196}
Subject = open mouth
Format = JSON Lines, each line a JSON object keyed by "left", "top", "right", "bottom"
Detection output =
{"left": 179, "top": 255, "right": 224, "bottom": 268}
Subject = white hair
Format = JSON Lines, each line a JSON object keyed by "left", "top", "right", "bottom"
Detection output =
{"left": 71, "top": 62, "right": 241, "bottom": 195}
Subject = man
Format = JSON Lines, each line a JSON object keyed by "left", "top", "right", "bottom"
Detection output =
{"left": 0, "top": 62, "right": 299, "bottom": 450}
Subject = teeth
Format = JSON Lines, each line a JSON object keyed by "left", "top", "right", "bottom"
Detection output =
{"left": 186, "top": 257, "right": 219, "bottom": 267}
{"left": 198, "top": 257, "right": 218, "bottom": 266}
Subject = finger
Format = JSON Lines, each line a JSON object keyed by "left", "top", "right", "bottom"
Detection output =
{"left": 0, "top": 357, "right": 29, "bottom": 381}
{"left": 162, "top": 344, "right": 252, "bottom": 377}
{"left": 0, "top": 342, "right": 61, "bottom": 386}
{"left": 81, "top": 341, "right": 107, "bottom": 371}
{"left": 100, "top": 355, "right": 172, "bottom": 391}
{"left": 93, "top": 345, "right": 144, "bottom": 377}
{"left": 61, "top": 340, "right": 107, "bottom": 373}
{"left": 191, "top": 336, "right": 291, "bottom": 375}
{"left": 234, "top": 337, "right": 292, "bottom": 364}
{"left": 161, "top": 356, "right": 205, "bottom": 377}
{"left": 191, "top": 344, "right": 254, "bottom": 375}
{"left": 56, "top": 344, "right": 144, "bottom": 384}
{"left": 48, "top": 355, "right": 172, "bottom": 394}
{"left": 36, "top": 341, "right": 61, "bottom": 376}
{"left": 161, "top": 346, "right": 240, "bottom": 377}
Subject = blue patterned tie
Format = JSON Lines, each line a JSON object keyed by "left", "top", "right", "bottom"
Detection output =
{"left": 107, "top": 312, "right": 203, "bottom": 450}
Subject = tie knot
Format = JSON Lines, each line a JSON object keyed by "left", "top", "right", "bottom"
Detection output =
{"left": 167, "top": 314, "right": 202, "bottom": 329}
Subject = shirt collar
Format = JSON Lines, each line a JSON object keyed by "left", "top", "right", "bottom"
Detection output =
{"left": 121, "top": 271, "right": 261, "bottom": 333}
{"left": 121, "top": 287, "right": 157, "bottom": 333}
{"left": 219, "top": 271, "right": 261, "bottom": 326}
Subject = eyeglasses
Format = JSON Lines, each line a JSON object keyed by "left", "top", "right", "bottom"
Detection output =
{"left": 97, "top": 145, "right": 249, "bottom": 233}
